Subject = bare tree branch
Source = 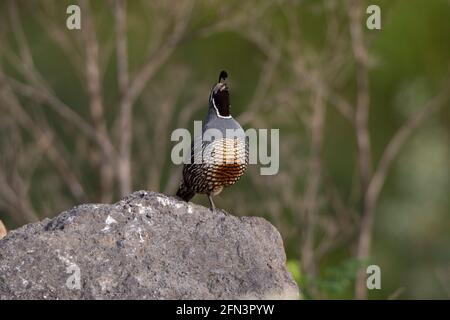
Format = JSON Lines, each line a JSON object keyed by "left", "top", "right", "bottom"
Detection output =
{"left": 355, "top": 90, "right": 449, "bottom": 298}
{"left": 0, "top": 75, "right": 87, "bottom": 202}
{"left": 3, "top": 75, "right": 98, "bottom": 143}
{"left": 81, "top": 0, "right": 115, "bottom": 202}
{"left": 347, "top": 0, "right": 374, "bottom": 299}
{"left": 35, "top": 6, "right": 84, "bottom": 79}
{"left": 348, "top": 0, "right": 372, "bottom": 194}
{"left": 115, "top": 0, "right": 129, "bottom": 99}
{"left": 116, "top": 0, "right": 194, "bottom": 196}
{"left": 301, "top": 88, "right": 326, "bottom": 288}
{"left": 3, "top": 3, "right": 99, "bottom": 146}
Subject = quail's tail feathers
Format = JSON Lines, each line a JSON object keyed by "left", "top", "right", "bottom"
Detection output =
{"left": 176, "top": 183, "right": 195, "bottom": 202}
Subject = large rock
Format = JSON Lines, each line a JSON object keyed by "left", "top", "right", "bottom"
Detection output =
{"left": 0, "top": 191, "right": 299, "bottom": 299}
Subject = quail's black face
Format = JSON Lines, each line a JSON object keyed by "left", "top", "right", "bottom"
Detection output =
{"left": 212, "top": 84, "right": 230, "bottom": 117}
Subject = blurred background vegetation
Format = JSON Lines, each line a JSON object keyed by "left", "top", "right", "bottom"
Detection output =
{"left": 0, "top": 0, "right": 449, "bottom": 299}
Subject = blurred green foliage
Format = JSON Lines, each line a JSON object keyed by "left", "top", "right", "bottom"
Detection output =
{"left": 0, "top": 0, "right": 449, "bottom": 299}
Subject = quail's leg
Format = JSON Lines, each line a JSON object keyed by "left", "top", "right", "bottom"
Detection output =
{"left": 207, "top": 194, "right": 216, "bottom": 212}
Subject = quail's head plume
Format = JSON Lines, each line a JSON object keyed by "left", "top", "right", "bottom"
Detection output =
{"left": 176, "top": 70, "right": 249, "bottom": 211}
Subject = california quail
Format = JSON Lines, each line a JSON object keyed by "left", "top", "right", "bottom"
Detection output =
{"left": 176, "top": 71, "right": 248, "bottom": 210}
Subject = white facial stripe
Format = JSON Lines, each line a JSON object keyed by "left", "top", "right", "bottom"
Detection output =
{"left": 212, "top": 95, "right": 232, "bottom": 119}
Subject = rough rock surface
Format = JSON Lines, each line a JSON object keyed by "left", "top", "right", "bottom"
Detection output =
{"left": 0, "top": 191, "right": 299, "bottom": 299}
